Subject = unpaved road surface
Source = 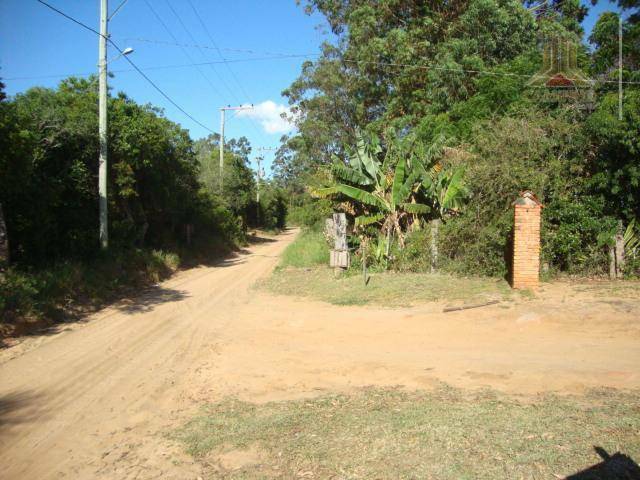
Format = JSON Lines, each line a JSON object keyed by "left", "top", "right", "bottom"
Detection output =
{"left": 1, "top": 229, "right": 639, "bottom": 479}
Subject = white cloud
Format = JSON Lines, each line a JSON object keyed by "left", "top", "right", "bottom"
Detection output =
{"left": 236, "top": 100, "right": 295, "bottom": 135}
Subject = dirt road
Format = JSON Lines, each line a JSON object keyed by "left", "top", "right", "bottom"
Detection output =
{"left": 1, "top": 229, "right": 639, "bottom": 479}
{"left": 0, "top": 231, "right": 298, "bottom": 479}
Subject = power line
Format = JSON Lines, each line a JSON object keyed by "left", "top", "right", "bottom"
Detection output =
{"left": 183, "top": 0, "right": 271, "bottom": 144}
{"left": 186, "top": 0, "right": 251, "bottom": 101}
{"left": 142, "top": 0, "right": 225, "bottom": 100}
{"left": 36, "top": 0, "right": 214, "bottom": 133}
{"left": 142, "top": 0, "right": 268, "bottom": 144}
{"left": 117, "top": 36, "right": 318, "bottom": 58}
{"left": 19, "top": 4, "right": 640, "bottom": 89}
{"left": 8, "top": 51, "right": 640, "bottom": 86}
{"left": 3, "top": 53, "right": 320, "bottom": 81}
{"left": 340, "top": 58, "right": 640, "bottom": 85}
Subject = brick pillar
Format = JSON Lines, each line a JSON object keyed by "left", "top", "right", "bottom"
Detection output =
{"left": 512, "top": 192, "right": 542, "bottom": 290}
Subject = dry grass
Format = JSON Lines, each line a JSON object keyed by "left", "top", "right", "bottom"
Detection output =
{"left": 173, "top": 386, "right": 640, "bottom": 479}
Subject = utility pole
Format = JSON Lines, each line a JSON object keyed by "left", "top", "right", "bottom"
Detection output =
{"left": 218, "top": 105, "right": 253, "bottom": 190}
{"left": 254, "top": 147, "right": 276, "bottom": 204}
{"left": 255, "top": 156, "right": 264, "bottom": 204}
{"left": 253, "top": 148, "right": 275, "bottom": 226}
{"left": 255, "top": 155, "right": 263, "bottom": 226}
{"left": 619, "top": 14, "right": 623, "bottom": 121}
{"left": 98, "top": 0, "right": 108, "bottom": 248}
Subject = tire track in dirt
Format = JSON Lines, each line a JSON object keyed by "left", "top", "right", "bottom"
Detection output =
{"left": 0, "top": 230, "right": 298, "bottom": 479}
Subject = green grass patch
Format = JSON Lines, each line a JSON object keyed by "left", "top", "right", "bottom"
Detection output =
{"left": 278, "top": 229, "right": 329, "bottom": 268}
{"left": 173, "top": 386, "right": 640, "bottom": 479}
{"left": 260, "top": 266, "right": 511, "bottom": 307}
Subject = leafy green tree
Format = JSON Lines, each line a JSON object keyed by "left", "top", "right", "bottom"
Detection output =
{"left": 0, "top": 76, "right": 239, "bottom": 264}
{"left": 586, "top": 91, "right": 640, "bottom": 222}
{"left": 589, "top": 10, "right": 640, "bottom": 86}
{"left": 194, "top": 134, "right": 257, "bottom": 228}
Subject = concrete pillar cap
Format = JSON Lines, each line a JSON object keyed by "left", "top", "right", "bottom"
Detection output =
{"left": 513, "top": 190, "right": 543, "bottom": 207}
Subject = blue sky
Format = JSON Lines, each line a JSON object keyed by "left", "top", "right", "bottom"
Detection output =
{"left": 0, "top": 1, "right": 622, "bottom": 172}
{"left": 0, "top": 0, "right": 328, "bottom": 171}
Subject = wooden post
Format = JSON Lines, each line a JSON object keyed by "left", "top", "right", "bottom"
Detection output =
{"left": 430, "top": 218, "right": 440, "bottom": 273}
{"left": 186, "top": 224, "right": 193, "bottom": 246}
{"left": 334, "top": 213, "right": 348, "bottom": 251}
{"left": 329, "top": 213, "right": 350, "bottom": 273}
{"left": 512, "top": 191, "right": 543, "bottom": 290}
{"left": 609, "top": 245, "right": 617, "bottom": 279}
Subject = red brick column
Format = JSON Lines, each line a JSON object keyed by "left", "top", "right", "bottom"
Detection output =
{"left": 512, "top": 192, "right": 542, "bottom": 290}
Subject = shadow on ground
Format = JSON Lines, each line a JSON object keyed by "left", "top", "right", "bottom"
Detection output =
{"left": 1, "top": 231, "right": 286, "bottom": 346}
{"left": 567, "top": 447, "right": 640, "bottom": 480}
{"left": 0, "top": 390, "right": 46, "bottom": 429}
{"left": 114, "top": 286, "right": 189, "bottom": 314}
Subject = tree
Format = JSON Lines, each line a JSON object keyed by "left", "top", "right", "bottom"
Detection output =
{"left": 0, "top": 76, "right": 237, "bottom": 264}
{"left": 280, "top": 0, "right": 539, "bottom": 179}
{"left": 586, "top": 91, "right": 640, "bottom": 222}
{"left": 194, "top": 134, "right": 257, "bottom": 228}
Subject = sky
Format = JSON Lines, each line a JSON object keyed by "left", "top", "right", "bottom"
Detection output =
{"left": 0, "top": 0, "right": 328, "bottom": 172}
{"left": 0, "top": 0, "right": 622, "bottom": 174}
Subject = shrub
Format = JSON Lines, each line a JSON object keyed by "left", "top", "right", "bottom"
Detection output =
{"left": 287, "top": 193, "right": 332, "bottom": 229}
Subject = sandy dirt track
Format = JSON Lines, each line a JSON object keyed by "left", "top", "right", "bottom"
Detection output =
{"left": 1, "top": 228, "right": 639, "bottom": 479}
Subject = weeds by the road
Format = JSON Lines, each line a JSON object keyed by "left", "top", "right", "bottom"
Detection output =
{"left": 0, "top": 237, "right": 236, "bottom": 339}
{"left": 261, "top": 266, "right": 511, "bottom": 306}
{"left": 173, "top": 386, "right": 640, "bottom": 479}
{"left": 262, "top": 228, "right": 510, "bottom": 306}
{"left": 278, "top": 229, "right": 328, "bottom": 268}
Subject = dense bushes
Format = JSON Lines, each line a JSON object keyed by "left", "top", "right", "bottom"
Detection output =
{"left": 0, "top": 248, "right": 181, "bottom": 336}
{"left": 286, "top": 193, "right": 332, "bottom": 228}
{"left": 0, "top": 77, "right": 245, "bottom": 265}
{"left": 0, "top": 76, "right": 288, "bottom": 333}
{"left": 273, "top": 0, "right": 639, "bottom": 279}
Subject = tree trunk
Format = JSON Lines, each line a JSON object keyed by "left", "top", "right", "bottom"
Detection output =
{"left": 0, "top": 203, "right": 8, "bottom": 268}
{"left": 430, "top": 218, "right": 440, "bottom": 273}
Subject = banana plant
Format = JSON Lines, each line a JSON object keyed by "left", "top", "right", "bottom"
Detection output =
{"left": 314, "top": 131, "right": 467, "bottom": 254}
{"left": 624, "top": 219, "right": 639, "bottom": 257}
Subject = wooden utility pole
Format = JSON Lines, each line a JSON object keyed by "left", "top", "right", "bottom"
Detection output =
{"left": 253, "top": 147, "right": 276, "bottom": 204}
{"left": 218, "top": 105, "right": 253, "bottom": 189}
{"left": 255, "top": 156, "right": 263, "bottom": 204}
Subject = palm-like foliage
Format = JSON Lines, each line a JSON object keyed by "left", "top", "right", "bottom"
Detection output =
{"left": 314, "top": 131, "right": 467, "bottom": 250}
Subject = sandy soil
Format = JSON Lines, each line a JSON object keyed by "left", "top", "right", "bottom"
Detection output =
{"left": 1, "top": 229, "right": 639, "bottom": 479}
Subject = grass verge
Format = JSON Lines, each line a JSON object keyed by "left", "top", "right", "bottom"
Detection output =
{"left": 278, "top": 228, "right": 329, "bottom": 268}
{"left": 259, "top": 227, "right": 510, "bottom": 306}
{"left": 261, "top": 266, "right": 511, "bottom": 307}
{"left": 172, "top": 386, "right": 640, "bottom": 479}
